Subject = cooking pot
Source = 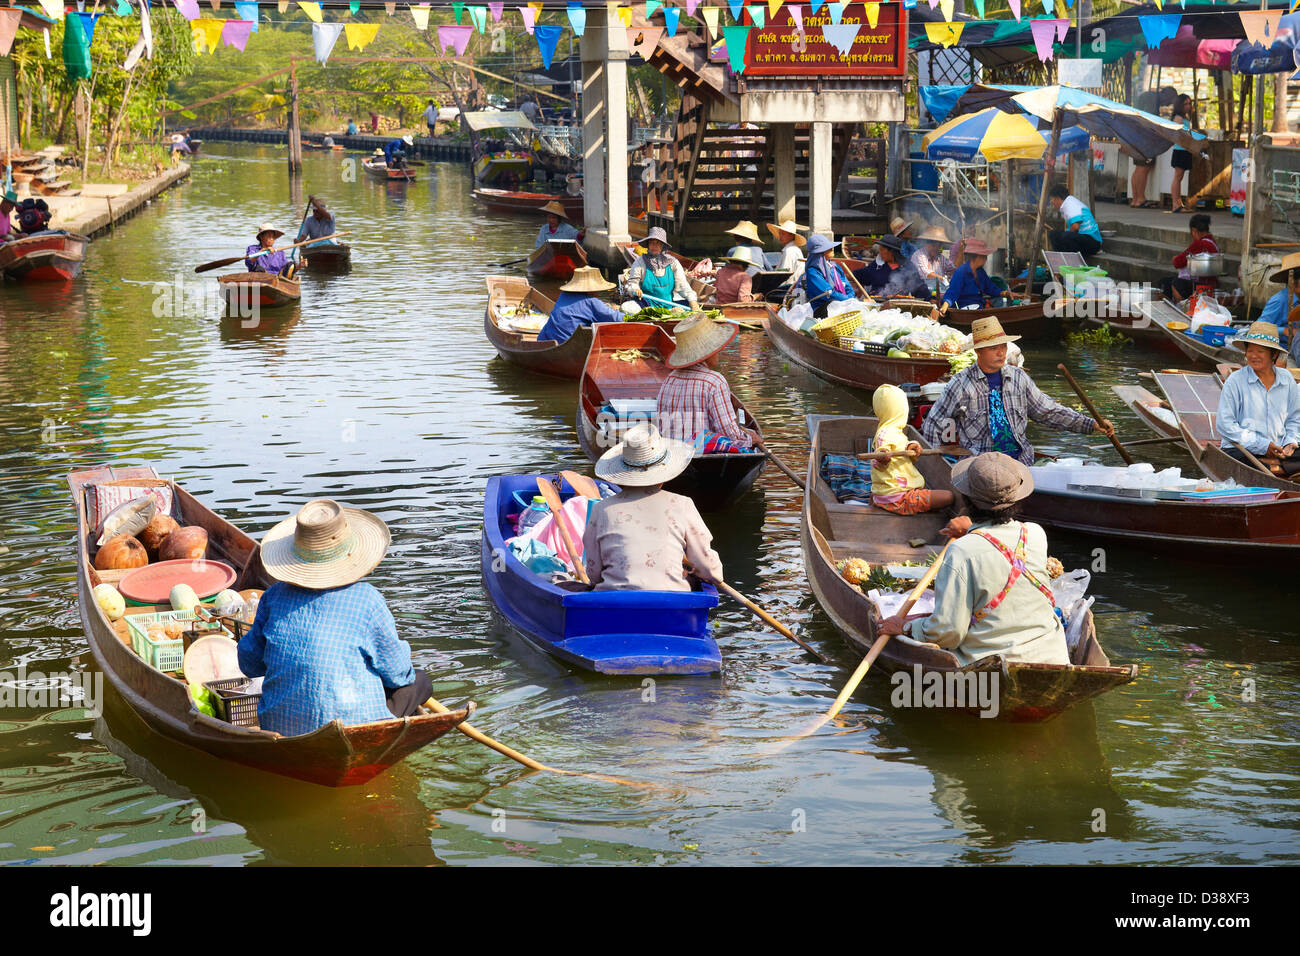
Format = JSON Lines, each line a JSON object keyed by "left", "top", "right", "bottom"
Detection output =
{"left": 1189, "top": 252, "right": 1225, "bottom": 277}
{"left": 1117, "top": 283, "right": 1158, "bottom": 313}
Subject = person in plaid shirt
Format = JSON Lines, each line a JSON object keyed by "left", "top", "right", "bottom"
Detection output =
{"left": 656, "top": 315, "right": 758, "bottom": 454}
{"left": 922, "top": 317, "right": 1114, "bottom": 466}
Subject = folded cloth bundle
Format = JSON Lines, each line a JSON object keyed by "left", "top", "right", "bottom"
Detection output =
{"left": 820, "top": 453, "right": 873, "bottom": 505}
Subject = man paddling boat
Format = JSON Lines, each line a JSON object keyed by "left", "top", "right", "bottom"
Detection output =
{"left": 656, "top": 314, "right": 758, "bottom": 454}
{"left": 537, "top": 266, "right": 622, "bottom": 345}
{"left": 296, "top": 196, "right": 337, "bottom": 258}
{"left": 245, "top": 223, "right": 297, "bottom": 278}
{"left": 1216, "top": 320, "right": 1300, "bottom": 477}
{"left": 237, "top": 499, "right": 433, "bottom": 736}
{"left": 383, "top": 134, "right": 414, "bottom": 170}
{"left": 922, "top": 317, "right": 1114, "bottom": 465}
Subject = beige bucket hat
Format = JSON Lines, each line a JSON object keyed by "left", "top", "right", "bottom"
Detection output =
{"left": 540, "top": 200, "right": 568, "bottom": 220}
{"left": 725, "top": 220, "right": 763, "bottom": 244}
{"left": 767, "top": 218, "right": 807, "bottom": 246}
{"left": 256, "top": 223, "right": 284, "bottom": 241}
{"left": 560, "top": 265, "right": 615, "bottom": 293}
{"left": 950, "top": 453, "right": 1034, "bottom": 511}
{"left": 645, "top": 225, "right": 671, "bottom": 248}
{"left": 260, "top": 499, "right": 391, "bottom": 590}
{"left": 595, "top": 423, "right": 694, "bottom": 487}
{"left": 667, "top": 312, "right": 738, "bottom": 368}
{"left": 1233, "top": 320, "right": 1287, "bottom": 355}
{"left": 970, "top": 316, "right": 1021, "bottom": 349}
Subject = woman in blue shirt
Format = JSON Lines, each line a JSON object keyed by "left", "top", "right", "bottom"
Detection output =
{"left": 537, "top": 266, "right": 622, "bottom": 344}
{"left": 1216, "top": 321, "right": 1300, "bottom": 476}
{"left": 940, "top": 237, "right": 1001, "bottom": 309}
{"left": 800, "top": 234, "right": 854, "bottom": 316}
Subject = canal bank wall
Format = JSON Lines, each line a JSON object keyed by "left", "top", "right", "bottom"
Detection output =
{"left": 192, "top": 127, "right": 474, "bottom": 162}
{"left": 53, "top": 164, "right": 192, "bottom": 240}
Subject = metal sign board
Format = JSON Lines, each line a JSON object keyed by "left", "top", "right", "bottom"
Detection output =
{"left": 744, "top": 3, "right": 908, "bottom": 77}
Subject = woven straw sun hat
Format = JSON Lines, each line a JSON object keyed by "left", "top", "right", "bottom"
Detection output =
{"left": 594, "top": 423, "right": 694, "bottom": 487}
{"left": 918, "top": 225, "right": 950, "bottom": 243}
{"left": 725, "top": 220, "right": 763, "bottom": 244}
{"left": 540, "top": 200, "right": 569, "bottom": 220}
{"left": 402, "top": 134, "right": 414, "bottom": 146}
{"left": 767, "top": 218, "right": 807, "bottom": 246}
{"left": 970, "top": 316, "right": 1020, "bottom": 349}
{"left": 890, "top": 216, "right": 913, "bottom": 236}
{"left": 1268, "top": 252, "right": 1300, "bottom": 285}
{"left": 1233, "top": 320, "right": 1287, "bottom": 355}
{"left": 950, "top": 453, "right": 1035, "bottom": 511}
{"left": 560, "top": 266, "right": 615, "bottom": 293}
{"left": 723, "top": 245, "right": 762, "bottom": 268}
{"left": 667, "top": 312, "right": 738, "bottom": 368}
{"left": 256, "top": 223, "right": 284, "bottom": 241}
{"left": 260, "top": 499, "right": 391, "bottom": 590}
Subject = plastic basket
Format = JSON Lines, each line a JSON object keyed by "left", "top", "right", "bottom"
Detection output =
{"left": 124, "top": 610, "right": 190, "bottom": 672}
{"left": 205, "top": 677, "right": 261, "bottom": 729}
{"left": 839, "top": 337, "right": 890, "bottom": 355}
{"left": 1199, "top": 324, "right": 1233, "bottom": 346}
{"left": 811, "top": 311, "right": 862, "bottom": 343}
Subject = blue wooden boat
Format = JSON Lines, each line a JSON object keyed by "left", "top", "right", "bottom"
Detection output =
{"left": 481, "top": 474, "right": 722, "bottom": 675}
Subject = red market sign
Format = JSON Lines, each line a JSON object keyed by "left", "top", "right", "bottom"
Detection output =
{"left": 744, "top": 3, "right": 908, "bottom": 77}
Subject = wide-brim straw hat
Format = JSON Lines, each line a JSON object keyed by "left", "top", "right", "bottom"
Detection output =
{"left": 260, "top": 499, "right": 391, "bottom": 590}
{"left": 1269, "top": 251, "right": 1300, "bottom": 284}
{"left": 725, "top": 220, "right": 763, "bottom": 244}
{"left": 646, "top": 226, "right": 671, "bottom": 247}
{"left": 767, "top": 219, "right": 807, "bottom": 246}
{"left": 560, "top": 265, "right": 615, "bottom": 293}
{"left": 890, "top": 216, "right": 912, "bottom": 236}
{"left": 666, "top": 312, "right": 738, "bottom": 368}
{"left": 595, "top": 423, "right": 694, "bottom": 486}
{"left": 540, "top": 200, "right": 568, "bottom": 220}
{"left": 918, "top": 225, "right": 949, "bottom": 243}
{"left": 1233, "top": 320, "right": 1287, "bottom": 355}
{"left": 402, "top": 134, "right": 414, "bottom": 146}
{"left": 970, "top": 316, "right": 1020, "bottom": 349}
{"left": 723, "top": 245, "right": 761, "bottom": 268}
{"left": 951, "top": 453, "right": 1035, "bottom": 511}
{"left": 256, "top": 223, "right": 284, "bottom": 240}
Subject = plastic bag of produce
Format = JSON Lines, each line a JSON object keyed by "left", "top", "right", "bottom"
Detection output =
{"left": 779, "top": 302, "right": 813, "bottom": 330}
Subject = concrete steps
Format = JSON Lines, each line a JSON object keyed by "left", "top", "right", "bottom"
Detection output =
{"left": 1090, "top": 215, "right": 1240, "bottom": 284}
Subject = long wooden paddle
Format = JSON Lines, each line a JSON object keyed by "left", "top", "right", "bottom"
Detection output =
{"left": 536, "top": 477, "right": 590, "bottom": 584}
{"left": 775, "top": 540, "right": 952, "bottom": 750}
{"left": 194, "top": 231, "right": 351, "bottom": 273}
{"left": 1224, "top": 435, "right": 1278, "bottom": 477}
{"left": 856, "top": 447, "right": 963, "bottom": 462}
{"left": 755, "top": 440, "right": 805, "bottom": 489}
{"left": 1057, "top": 363, "right": 1134, "bottom": 465}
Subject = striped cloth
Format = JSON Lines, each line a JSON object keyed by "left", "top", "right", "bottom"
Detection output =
{"left": 656, "top": 367, "right": 752, "bottom": 452}
{"left": 820, "top": 453, "right": 873, "bottom": 505}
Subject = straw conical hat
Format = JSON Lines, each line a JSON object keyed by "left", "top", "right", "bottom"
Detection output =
{"left": 918, "top": 225, "right": 950, "bottom": 243}
{"left": 666, "top": 312, "right": 738, "bottom": 369}
{"left": 767, "top": 219, "right": 807, "bottom": 246}
{"left": 594, "top": 423, "right": 694, "bottom": 486}
{"left": 560, "top": 266, "right": 615, "bottom": 294}
{"left": 890, "top": 216, "right": 913, "bottom": 236}
{"left": 970, "top": 316, "right": 1020, "bottom": 349}
{"left": 260, "top": 499, "right": 391, "bottom": 590}
{"left": 725, "top": 220, "right": 762, "bottom": 244}
{"left": 540, "top": 200, "right": 568, "bottom": 220}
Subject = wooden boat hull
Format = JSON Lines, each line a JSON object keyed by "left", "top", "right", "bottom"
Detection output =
{"left": 218, "top": 272, "right": 301, "bottom": 308}
{"left": 526, "top": 238, "right": 588, "bottom": 281}
{"left": 1180, "top": 421, "right": 1300, "bottom": 493}
{"left": 1111, "top": 384, "right": 1181, "bottom": 439}
{"left": 302, "top": 242, "right": 351, "bottom": 272}
{"left": 484, "top": 274, "right": 591, "bottom": 378}
{"left": 362, "top": 157, "right": 419, "bottom": 182}
{"left": 1153, "top": 313, "right": 1241, "bottom": 366}
{"left": 473, "top": 187, "right": 584, "bottom": 223}
{"left": 0, "top": 231, "right": 88, "bottom": 281}
{"left": 577, "top": 322, "right": 766, "bottom": 511}
{"left": 763, "top": 314, "right": 951, "bottom": 391}
{"left": 802, "top": 416, "right": 1137, "bottom": 721}
{"left": 481, "top": 474, "right": 721, "bottom": 675}
{"left": 68, "top": 466, "right": 472, "bottom": 787}
{"left": 894, "top": 296, "right": 1057, "bottom": 338}
{"left": 473, "top": 152, "right": 533, "bottom": 186}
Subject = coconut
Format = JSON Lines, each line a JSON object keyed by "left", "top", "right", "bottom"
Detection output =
{"left": 139, "top": 513, "right": 180, "bottom": 559}
{"left": 94, "top": 535, "right": 148, "bottom": 571}
{"left": 159, "top": 526, "right": 208, "bottom": 562}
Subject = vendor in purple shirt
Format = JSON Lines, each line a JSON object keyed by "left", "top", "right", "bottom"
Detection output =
{"left": 245, "top": 223, "right": 297, "bottom": 277}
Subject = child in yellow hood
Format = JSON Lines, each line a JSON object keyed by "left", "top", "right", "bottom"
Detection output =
{"left": 871, "top": 384, "right": 955, "bottom": 515}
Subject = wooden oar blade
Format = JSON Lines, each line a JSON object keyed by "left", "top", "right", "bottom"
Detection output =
{"left": 194, "top": 255, "right": 244, "bottom": 274}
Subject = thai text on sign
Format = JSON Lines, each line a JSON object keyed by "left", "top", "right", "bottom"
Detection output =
{"left": 744, "top": 3, "right": 907, "bottom": 77}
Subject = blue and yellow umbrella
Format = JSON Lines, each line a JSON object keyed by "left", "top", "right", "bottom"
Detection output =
{"left": 923, "top": 107, "right": 1089, "bottom": 163}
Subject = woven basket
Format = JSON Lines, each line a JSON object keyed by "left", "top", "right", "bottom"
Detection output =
{"left": 839, "top": 338, "right": 890, "bottom": 355}
{"left": 812, "top": 311, "right": 863, "bottom": 344}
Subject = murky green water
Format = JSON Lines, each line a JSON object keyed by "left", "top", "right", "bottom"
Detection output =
{"left": 0, "top": 144, "right": 1295, "bottom": 866}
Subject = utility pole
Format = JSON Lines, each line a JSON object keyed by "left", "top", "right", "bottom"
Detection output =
{"left": 287, "top": 63, "right": 303, "bottom": 172}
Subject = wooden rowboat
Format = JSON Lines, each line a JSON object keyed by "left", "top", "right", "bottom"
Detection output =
{"left": 762, "top": 312, "right": 951, "bottom": 391}
{"left": 1179, "top": 421, "right": 1300, "bottom": 493}
{"left": 1144, "top": 301, "right": 1244, "bottom": 366}
{"left": 68, "top": 465, "right": 473, "bottom": 787}
{"left": 480, "top": 473, "right": 722, "bottom": 675}
{"left": 0, "top": 231, "right": 89, "bottom": 281}
{"left": 473, "top": 150, "right": 534, "bottom": 187}
{"left": 302, "top": 242, "right": 351, "bottom": 272}
{"left": 893, "top": 296, "right": 1057, "bottom": 338}
{"left": 362, "top": 156, "right": 421, "bottom": 183}
{"left": 577, "top": 322, "right": 766, "bottom": 511}
{"left": 483, "top": 274, "right": 594, "bottom": 379}
{"left": 473, "top": 187, "right": 584, "bottom": 224}
{"left": 218, "top": 272, "right": 301, "bottom": 309}
{"left": 1111, "top": 384, "right": 1181, "bottom": 439}
{"left": 802, "top": 416, "right": 1137, "bottom": 721}
{"left": 526, "top": 237, "right": 588, "bottom": 282}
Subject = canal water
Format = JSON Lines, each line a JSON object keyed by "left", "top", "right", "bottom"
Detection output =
{"left": 0, "top": 143, "right": 1295, "bottom": 866}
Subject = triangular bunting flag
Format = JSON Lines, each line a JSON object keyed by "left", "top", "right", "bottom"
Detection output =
{"left": 278, "top": 0, "right": 288, "bottom": 11}
{"left": 767, "top": 0, "right": 782, "bottom": 18}
{"left": 663, "top": 6, "right": 679, "bottom": 35}
{"left": 972, "top": 0, "right": 984, "bottom": 16}
{"left": 453, "top": 1, "right": 464, "bottom": 22}
{"left": 865, "top": 1, "right": 879, "bottom": 28}
{"left": 628, "top": 24, "right": 664, "bottom": 57}
{"left": 827, "top": 2, "right": 843, "bottom": 24}
{"left": 76, "top": 12, "right": 101, "bottom": 45}
{"left": 938, "top": 0, "right": 953, "bottom": 20}
{"left": 222, "top": 17, "right": 253, "bottom": 49}
{"left": 702, "top": 5, "right": 719, "bottom": 37}
{"left": 748, "top": 5, "right": 764, "bottom": 27}
{"left": 469, "top": 4, "right": 487, "bottom": 31}
{"left": 686, "top": 0, "right": 700, "bottom": 14}
{"left": 62, "top": 13, "right": 91, "bottom": 79}
{"left": 312, "top": 21, "right": 342, "bottom": 63}
{"left": 385, "top": 2, "right": 396, "bottom": 13}
{"left": 1029, "top": 17, "right": 1056, "bottom": 59}
{"left": 1055, "top": 17, "right": 1068, "bottom": 41}
{"left": 345, "top": 21, "right": 379, "bottom": 49}
{"left": 568, "top": 1, "right": 586, "bottom": 35}
{"left": 720, "top": 23, "right": 749, "bottom": 72}
{"left": 191, "top": 17, "right": 224, "bottom": 52}
{"left": 438, "top": 22, "right": 473, "bottom": 52}
{"left": 1240, "top": 10, "right": 1281, "bottom": 47}
{"left": 38, "top": 0, "right": 62, "bottom": 21}
{"left": 728, "top": 0, "right": 743, "bottom": 20}
{"left": 410, "top": 3, "right": 430, "bottom": 29}
{"left": 822, "top": 21, "right": 859, "bottom": 55}
{"left": 349, "top": 0, "right": 359, "bottom": 11}
{"left": 1138, "top": 13, "right": 1181, "bottom": 48}
{"left": 1009, "top": 0, "right": 1020, "bottom": 20}
{"left": 534, "top": 22, "right": 563, "bottom": 66}
{"left": 922, "top": 20, "right": 963, "bottom": 48}
{"left": 489, "top": 1, "right": 504, "bottom": 19}
{"left": 519, "top": 5, "right": 535, "bottom": 32}
{"left": 0, "top": 10, "right": 21, "bottom": 57}
{"left": 173, "top": 0, "right": 200, "bottom": 19}
{"left": 809, "top": 0, "right": 825, "bottom": 13}
{"left": 1041, "top": 0, "right": 1051, "bottom": 13}
{"left": 618, "top": 4, "right": 632, "bottom": 24}
{"left": 789, "top": 4, "right": 802, "bottom": 31}
{"left": 297, "top": 1, "right": 322, "bottom": 22}
{"left": 646, "top": 0, "right": 663, "bottom": 18}
{"left": 234, "top": 1, "right": 259, "bottom": 31}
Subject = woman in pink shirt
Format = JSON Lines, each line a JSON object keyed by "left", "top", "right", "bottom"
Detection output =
{"left": 0, "top": 191, "right": 17, "bottom": 242}
{"left": 713, "top": 247, "right": 760, "bottom": 304}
